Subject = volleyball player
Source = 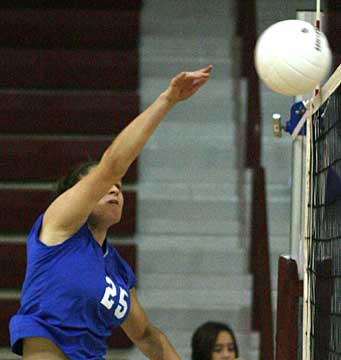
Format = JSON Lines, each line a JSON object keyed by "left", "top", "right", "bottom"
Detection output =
{"left": 9, "top": 65, "right": 213, "bottom": 360}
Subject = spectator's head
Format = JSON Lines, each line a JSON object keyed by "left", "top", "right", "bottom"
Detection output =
{"left": 191, "top": 322, "right": 239, "bottom": 360}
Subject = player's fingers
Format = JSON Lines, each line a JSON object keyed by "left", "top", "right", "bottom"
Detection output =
{"left": 173, "top": 68, "right": 211, "bottom": 88}
{"left": 190, "top": 65, "right": 213, "bottom": 77}
{"left": 173, "top": 65, "right": 212, "bottom": 84}
{"left": 188, "top": 70, "right": 211, "bottom": 79}
{"left": 198, "top": 64, "right": 213, "bottom": 73}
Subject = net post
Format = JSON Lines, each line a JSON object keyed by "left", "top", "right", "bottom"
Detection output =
{"left": 289, "top": 135, "right": 306, "bottom": 277}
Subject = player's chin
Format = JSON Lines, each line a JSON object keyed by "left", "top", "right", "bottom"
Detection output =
{"left": 111, "top": 212, "right": 122, "bottom": 225}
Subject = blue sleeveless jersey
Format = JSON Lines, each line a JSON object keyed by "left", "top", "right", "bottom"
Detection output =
{"left": 10, "top": 213, "right": 136, "bottom": 359}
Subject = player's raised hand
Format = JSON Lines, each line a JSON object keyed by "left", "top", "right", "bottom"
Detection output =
{"left": 162, "top": 65, "right": 213, "bottom": 104}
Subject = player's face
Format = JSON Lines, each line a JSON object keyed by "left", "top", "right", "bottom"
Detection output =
{"left": 92, "top": 181, "right": 124, "bottom": 226}
{"left": 211, "top": 331, "right": 237, "bottom": 360}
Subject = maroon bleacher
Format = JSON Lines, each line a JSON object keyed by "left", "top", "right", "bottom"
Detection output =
{"left": 0, "top": 243, "right": 26, "bottom": 289}
{"left": 0, "top": 10, "right": 139, "bottom": 50}
{"left": 327, "top": 2, "right": 341, "bottom": 70}
{"left": 0, "top": 0, "right": 143, "bottom": 10}
{"left": 0, "top": 0, "right": 140, "bottom": 351}
{"left": 327, "top": 12, "right": 341, "bottom": 57}
{"left": 0, "top": 138, "right": 137, "bottom": 182}
{"left": 0, "top": 91, "right": 139, "bottom": 135}
{"left": 336, "top": 55, "right": 341, "bottom": 69}
{"left": 0, "top": 49, "right": 138, "bottom": 90}
{"left": 0, "top": 189, "right": 136, "bottom": 234}
{"left": 0, "top": 299, "right": 20, "bottom": 347}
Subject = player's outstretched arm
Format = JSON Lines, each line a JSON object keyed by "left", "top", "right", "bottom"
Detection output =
{"left": 41, "top": 66, "right": 212, "bottom": 245}
{"left": 121, "top": 289, "right": 181, "bottom": 360}
{"left": 100, "top": 64, "right": 213, "bottom": 179}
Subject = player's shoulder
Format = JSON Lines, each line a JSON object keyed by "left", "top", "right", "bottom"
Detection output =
{"left": 28, "top": 212, "right": 88, "bottom": 250}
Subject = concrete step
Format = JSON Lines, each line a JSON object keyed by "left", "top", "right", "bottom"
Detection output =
{"left": 141, "top": 35, "right": 233, "bottom": 60}
{"left": 140, "top": 78, "right": 237, "bottom": 122}
{"left": 139, "top": 272, "right": 283, "bottom": 292}
{"left": 144, "top": 125, "right": 292, "bottom": 151}
{"left": 138, "top": 246, "right": 287, "bottom": 279}
{"left": 138, "top": 216, "right": 240, "bottom": 236}
{"left": 137, "top": 288, "right": 252, "bottom": 308}
{"left": 142, "top": 136, "right": 236, "bottom": 168}
{"left": 145, "top": 120, "right": 292, "bottom": 146}
{"left": 138, "top": 247, "right": 249, "bottom": 275}
{"left": 136, "top": 234, "right": 242, "bottom": 251}
{"left": 138, "top": 288, "right": 277, "bottom": 311}
{"left": 138, "top": 211, "right": 289, "bottom": 237}
{"left": 137, "top": 231, "right": 285, "bottom": 276}
{"left": 144, "top": 305, "right": 252, "bottom": 332}
{"left": 140, "top": 151, "right": 292, "bottom": 187}
{"left": 136, "top": 232, "right": 289, "bottom": 280}
{"left": 140, "top": 151, "right": 291, "bottom": 187}
{"left": 137, "top": 195, "right": 290, "bottom": 235}
{"left": 141, "top": 137, "right": 292, "bottom": 182}
{"left": 138, "top": 180, "right": 291, "bottom": 199}
{"left": 138, "top": 167, "right": 258, "bottom": 185}
{"left": 137, "top": 184, "right": 291, "bottom": 209}
{"left": 139, "top": 273, "right": 253, "bottom": 290}
{"left": 140, "top": 56, "right": 233, "bottom": 81}
{"left": 142, "top": 0, "right": 236, "bottom": 36}
{"left": 140, "top": 266, "right": 285, "bottom": 292}
{"left": 138, "top": 232, "right": 280, "bottom": 254}
{"left": 139, "top": 155, "right": 238, "bottom": 184}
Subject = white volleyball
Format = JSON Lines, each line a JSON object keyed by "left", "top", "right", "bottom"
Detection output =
{"left": 254, "top": 20, "right": 332, "bottom": 96}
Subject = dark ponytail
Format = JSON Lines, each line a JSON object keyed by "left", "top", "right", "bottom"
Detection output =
{"left": 55, "top": 161, "right": 99, "bottom": 197}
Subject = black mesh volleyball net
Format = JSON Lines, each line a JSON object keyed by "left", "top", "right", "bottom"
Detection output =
{"left": 306, "top": 70, "right": 341, "bottom": 359}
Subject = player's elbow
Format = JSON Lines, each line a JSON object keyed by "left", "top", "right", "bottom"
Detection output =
{"left": 100, "top": 146, "right": 129, "bottom": 180}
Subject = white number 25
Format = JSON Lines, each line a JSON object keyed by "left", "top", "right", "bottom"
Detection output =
{"left": 100, "top": 276, "right": 129, "bottom": 319}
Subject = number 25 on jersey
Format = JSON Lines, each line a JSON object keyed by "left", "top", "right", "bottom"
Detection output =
{"left": 100, "top": 276, "right": 129, "bottom": 319}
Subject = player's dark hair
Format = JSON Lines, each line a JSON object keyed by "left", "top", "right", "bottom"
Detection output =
{"left": 55, "top": 161, "right": 99, "bottom": 197}
{"left": 191, "top": 321, "right": 239, "bottom": 360}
